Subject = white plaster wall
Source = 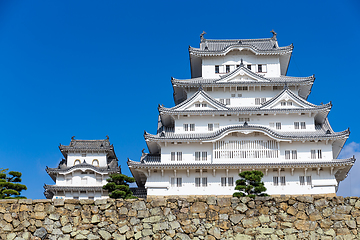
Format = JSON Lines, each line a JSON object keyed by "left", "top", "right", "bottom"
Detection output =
{"left": 145, "top": 168, "right": 336, "bottom": 196}
{"left": 56, "top": 171, "right": 108, "bottom": 186}
{"left": 161, "top": 142, "right": 212, "bottom": 164}
{"left": 186, "top": 88, "right": 299, "bottom": 108}
{"left": 202, "top": 53, "right": 280, "bottom": 79}
{"left": 160, "top": 134, "right": 332, "bottom": 164}
{"left": 67, "top": 153, "right": 107, "bottom": 167}
{"left": 174, "top": 114, "right": 316, "bottom": 134}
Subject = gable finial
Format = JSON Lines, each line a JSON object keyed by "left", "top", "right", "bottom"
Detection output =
{"left": 71, "top": 136, "right": 75, "bottom": 140}
{"left": 270, "top": 30, "right": 277, "bottom": 40}
{"left": 198, "top": 84, "right": 203, "bottom": 91}
{"left": 200, "top": 31, "right": 207, "bottom": 42}
{"left": 284, "top": 82, "right": 288, "bottom": 90}
{"left": 240, "top": 58, "right": 244, "bottom": 67}
{"left": 106, "top": 135, "right": 109, "bottom": 140}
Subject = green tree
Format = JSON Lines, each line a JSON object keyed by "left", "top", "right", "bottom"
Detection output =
{"left": 233, "top": 170, "right": 268, "bottom": 198}
{"left": 102, "top": 173, "right": 137, "bottom": 199}
{"left": 0, "top": 171, "right": 27, "bottom": 199}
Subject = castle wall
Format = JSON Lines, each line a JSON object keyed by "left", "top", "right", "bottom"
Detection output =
{"left": 1, "top": 195, "right": 360, "bottom": 240}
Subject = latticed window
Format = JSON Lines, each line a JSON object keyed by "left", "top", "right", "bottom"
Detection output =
{"left": 171, "top": 152, "right": 176, "bottom": 161}
{"left": 285, "top": 150, "right": 290, "bottom": 159}
{"left": 292, "top": 150, "right": 297, "bottom": 159}
{"left": 294, "top": 122, "right": 299, "bottom": 129}
{"left": 195, "top": 152, "right": 201, "bottom": 161}
{"left": 317, "top": 150, "right": 322, "bottom": 159}
{"left": 215, "top": 65, "right": 219, "bottom": 73}
{"left": 195, "top": 103, "right": 201, "bottom": 107}
{"left": 202, "top": 177, "right": 207, "bottom": 187}
{"left": 195, "top": 178, "right": 201, "bottom": 187}
{"left": 299, "top": 176, "right": 305, "bottom": 185}
{"left": 276, "top": 122, "right": 281, "bottom": 130}
{"left": 306, "top": 176, "right": 312, "bottom": 185}
{"left": 258, "top": 64, "right": 263, "bottom": 72}
{"left": 273, "top": 176, "right": 279, "bottom": 186}
{"left": 190, "top": 124, "right": 195, "bottom": 131}
{"left": 261, "top": 98, "right": 266, "bottom": 103}
{"left": 202, "top": 152, "right": 207, "bottom": 161}
{"left": 280, "top": 176, "right": 286, "bottom": 186}
{"left": 228, "top": 177, "right": 234, "bottom": 186}
{"left": 221, "top": 177, "right": 226, "bottom": 186}
{"left": 171, "top": 178, "right": 182, "bottom": 187}
{"left": 301, "top": 122, "right": 306, "bottom": 129}
{"left": 183, "top": 124, "right": 189, "bottom": 131}
{"left": 311, "top": 150, "right": 316, "bottom": 159}
{"left": 177, "top": 152, "right": 182, "bottom": 161}
{"left": 255, "top": 98, "right": 261, "bottom": 105}
{"left": 247, "top": 65, "right": 251, "bottom": 70}
{"left": 226, "top": 99, "right": 230, "bottom": 105}
{"left": 226, "top": 65, "right": 230, "bottom": 73}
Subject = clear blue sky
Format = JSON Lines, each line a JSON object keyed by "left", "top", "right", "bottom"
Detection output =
{"left": 0, "top": 0, "right": 359, "bottom": 199}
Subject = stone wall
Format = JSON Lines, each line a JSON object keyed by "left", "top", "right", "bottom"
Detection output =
{"left": 1, "top": 195, "right": 360, "bottom": 240}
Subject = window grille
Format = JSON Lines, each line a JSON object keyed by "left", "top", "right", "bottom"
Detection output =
{"left": 183, "top": 124, "right": 189, "bottom": 131}
{"left": 195, "top": 178, "right": 201, "bottom": 187}
{"left": 255, "top": 98, "right": 260, "bottom": 105}
{"left": 311, "top": 150, "right": 316, "bottom": 159}
{"left": 226, "top": 99, "right": 230, "bottom": 105}
{"left": 258, "top": 65, "right": 263, "bottom": 72}
{"left": 190, "top": 124, "right": 195, "bottom": 131}
{"left": 226, "top": 65, "right": 230, "bottom": 73}
{"left": 294, "top": 122, "right": 299, "bottom": 129}
{"left": 276, "top": 122, "right": 281, "bottom": 130}
{"left": 214, "top": 140, "right": 278, "bottom": 159}
{"left": 317, "top": 150, "right": 322, "bottom": 159}
{"left": 215, "top": 65, "right": 219, "bottom": 73}
{"left": 195, "top": 152, "right": 201, "bottom": 161}
{"left": 228, "top": 177, "right": 234, "bottom": 186}
{"left": 202, "top": 177, "right": 207, "bottom": 187}
{"left": 280, "top": 176, "right": 286, "bottom": 186}
{"left": 171, "top": 152, "right": 175, "bottom": 161}
{"left": 273, "top": 176, "right": 279, "bottom": 186}
{"left": 306, "top": 176, "right": 312, "bottom": 185}
{"left": 221, "top": 177, "right": 226, "bottom": 186}
{"left": 285, "top": 150, "right": 290, "bottom": 159}
{"left": 292, "top": 150, "right": 297, "bottom": 159}
{"left": 208, "top": 123, "right": 213, "bottom": 131}
{"left": 261, "top": 98, "right": 266, "bottom": 103}
{"left": 301, "top": 122, "right": 306, "bottom": 129}
{"left": 176, "top": 152, "right": 182, "bottom": 161}
{"left": 299, "top": 176, "right": 305, "bottom": 185}
{"left": 202, "top": 152, "right": 207, "bottom": 161}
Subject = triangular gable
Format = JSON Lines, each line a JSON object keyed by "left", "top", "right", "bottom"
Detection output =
{"left": 216, "top": 66, "right": 271, "bottom": 83}
{"left": 261, "top": 88, "right": 318, "bottom": 110}
{"left": 161, "top": 89, "right": 228, "bottom": 112}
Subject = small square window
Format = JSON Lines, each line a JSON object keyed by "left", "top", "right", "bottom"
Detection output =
{"left": 226, "top": 65, "right": 230, "bottom": 73}
{"left": 231, "top": 94, "right": 235, "bottom": 97}
{"left": 195, "top": 103, "right": 200, "bottom": 107}
{"left": 202, "top": 103, "right": 207, "bottom": 107}
{"left": 238, "top": 94, "right": 242, "bottom": 97}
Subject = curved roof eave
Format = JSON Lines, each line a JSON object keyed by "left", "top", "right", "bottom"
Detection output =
{"left": 189, "top": 44, "right": 293, "bottom": 57}
{"left": 144, "top": 125, "right": 350, "bottom": 142}
{"left": 128, "top": 157, "right": 355, "bottom": 169}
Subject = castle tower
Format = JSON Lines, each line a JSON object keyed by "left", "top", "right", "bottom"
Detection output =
{"left": 128, "top": 31, "right": 355, "bottom": 196}
{"left": 44, "top": 136, "right": 120, "bottom": 199}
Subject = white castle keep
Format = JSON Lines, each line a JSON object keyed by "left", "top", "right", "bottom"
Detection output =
{"left": 44, "top": 136, "right": 120, "bottom": 200}
{"left": 128, "top": 31, "right": 355, "bottom": 196}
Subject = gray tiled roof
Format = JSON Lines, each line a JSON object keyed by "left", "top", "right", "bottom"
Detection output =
{"left": 190, "top": 38, "right": 293, "bottom": 56}
{"left": 44, "top": 184, "right": 106, "bottom": 192}
{"left": 46, "top": 163, "right": 120, "bottom": 182}
{"left": 144, "top": 124, "right": 349, "bottom": 142}
{"left": 160, "top": 87, "right": 331, "bottom": 115}
{"left": 59, "top": 136, "right": 117, "bottom": 158}
{"left": 128, "top": 157, "right": 355, "bottom": 168}
{"left": 171, "top": 66, "right": 315, "bottom": 86}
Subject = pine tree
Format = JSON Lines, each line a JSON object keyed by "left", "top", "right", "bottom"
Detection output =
{"left": 102, "top": 173, "right": 137, "bottom": 199}
{"left": 233, "top": 170, "right": 268, "bottom": 198}
{"left": 0, "top": 170, "right": 27, "bottom": 199}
